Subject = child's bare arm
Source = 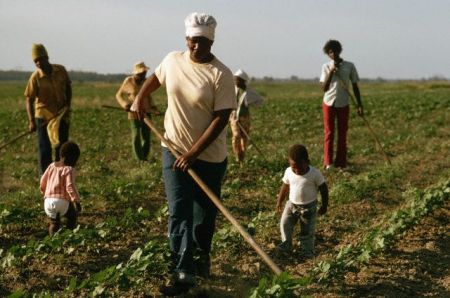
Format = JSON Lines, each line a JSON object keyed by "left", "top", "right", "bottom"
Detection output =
{"left": 276, "top": 183, "right": 289, "bottom": 213}
{"left": 318, "top": 182, "right": 329, "bottom": 215}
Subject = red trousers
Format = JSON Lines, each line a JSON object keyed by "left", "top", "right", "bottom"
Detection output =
{"left": 322, "top": 103, "right": 349, "bottom": 168}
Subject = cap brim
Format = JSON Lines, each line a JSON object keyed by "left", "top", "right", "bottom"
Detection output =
{"left": 133, "top": 67, "right": 149, "bottom": 74}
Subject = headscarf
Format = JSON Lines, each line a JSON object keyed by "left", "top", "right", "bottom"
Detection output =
{"left": 234, "top": 69, "right": 249, "bottom": 81}
{"left": 185, "top": 12, "right": 217, "bottom": 41}
{"left": 32, "top": 43, "right": 48, "bottom": 60}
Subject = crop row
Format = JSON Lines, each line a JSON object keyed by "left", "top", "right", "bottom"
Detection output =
{"left": 65, "top": 179, "right": 448, "bottom": 297}
{"left": 1, "top": 207, "right": 153, "bottom": 269}
{"left": 249, "top": 179, "right": 449, "bottom": 297}
{"left": 4, "top": 176, "right": 446, "bottom": 297}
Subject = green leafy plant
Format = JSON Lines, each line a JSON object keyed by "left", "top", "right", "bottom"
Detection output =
{"left": 249, "top": 272, "right": 310, "bottom": 298}
{"left": 311, "top": 180, "right": 449, "bottom": 284}
{"left": 66, "top": 240, "right": 170, "bottom": 295}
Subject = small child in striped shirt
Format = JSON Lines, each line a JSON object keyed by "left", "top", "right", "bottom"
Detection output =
{"left": 40, "top": 141, "right": 81, "bottom": 235}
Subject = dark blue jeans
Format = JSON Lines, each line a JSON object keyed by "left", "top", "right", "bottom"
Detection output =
{"left": 162, "top": 147, "right": 227, "bottom": 275}
{"left": 36, "top": 118, "right": 69, "bottom": 176}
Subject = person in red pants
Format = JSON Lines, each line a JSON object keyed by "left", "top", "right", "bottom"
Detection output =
{"left": 319, "top": 40, "right": 363, "bottom": 169}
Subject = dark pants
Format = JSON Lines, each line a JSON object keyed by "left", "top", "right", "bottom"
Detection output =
{"left": 130, "top": 119, "right": 151, "bottom": 160}
{"left": 322, "top": 103, "right": 349, "bottom": 168}
{"left": 162, "top": 147, "right": 227, "bottom": 275}
{"left": 36, "top": 118, "right": 69, "bottom": 176}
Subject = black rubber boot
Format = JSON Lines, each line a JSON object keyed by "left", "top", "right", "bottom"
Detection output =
{"left": 160, "top": 272, "right": 195, "bottom": 296}
{"left": 195, "top": 253, "right": 211, "bottom": 278}
{"left": 160, "top": 281, "right": 192, "bottom": 296}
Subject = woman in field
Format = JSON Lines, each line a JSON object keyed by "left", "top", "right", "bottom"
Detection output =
{"left": 229, "top": 69, "right": 264, "bottom": 163}
{"left": 115, "top": 62, "right": 160, "bottom": 161}
{"left": 131, "top": 12, "right": 236, "bottom": 296}
{"left": 229, "top": 69, "right": 251, "bottom": 163}
{"left": 319, "top": 39, "right": 363, "bottom": 169}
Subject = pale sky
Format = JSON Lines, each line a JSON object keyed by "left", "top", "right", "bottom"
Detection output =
{"left": 1, "top": 0, "right": 449, "bottom": 79}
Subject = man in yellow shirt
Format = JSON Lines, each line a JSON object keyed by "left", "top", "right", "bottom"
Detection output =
{"left": 24, "top": 44, "right": 72, "bottom": 175}
{"left": 116, "top": 62, "right": 160, "bottom": 161}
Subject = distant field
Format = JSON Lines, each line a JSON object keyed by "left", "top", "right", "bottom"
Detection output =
{"left": 0, "top": 81, "right": 449, "bottom": 297}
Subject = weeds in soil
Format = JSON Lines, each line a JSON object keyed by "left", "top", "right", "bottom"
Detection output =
{"left": 1, "top": 81, "right": 449, "bottom": 297}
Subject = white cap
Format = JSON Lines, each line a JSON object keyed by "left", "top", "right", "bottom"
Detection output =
{"left": 234, "top": 69, "right": 249, "bottom": 81}
{"left": 185, "top": 12, "right": 217, "bottom": 41}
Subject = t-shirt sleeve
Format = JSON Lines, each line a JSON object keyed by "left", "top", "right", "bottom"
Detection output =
{"left": 319, "top": 64, "right": 329, "bottom": 83}
{"left": 315, "top": 169, "right": 326, "bottom": 187}
{"left": 282, "top": 168, "right": 290, "bottom": 185}
{"left": 155, "top": 52, "right": 173, "bottom": 86}
{"left": 24, "top": 73, "right": 38, "bottom": 98}
{"left": 213, "top": 69, "right": 237, "bottom": 111}
{"left": 350, "top": 63, "right": 359, "bottom": 83}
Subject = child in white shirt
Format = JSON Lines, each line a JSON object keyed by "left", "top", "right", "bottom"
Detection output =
{"left": 276, "top": 144, "right": 329, "bottom": 258}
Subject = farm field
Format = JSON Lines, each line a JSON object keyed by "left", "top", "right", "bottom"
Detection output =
{"left": 0, "top": 80, "right": 449, "bottom": 297}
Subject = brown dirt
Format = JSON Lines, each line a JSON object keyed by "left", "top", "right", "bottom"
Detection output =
{"left": 305, "top": 201, "right": 450, "bottom": 297}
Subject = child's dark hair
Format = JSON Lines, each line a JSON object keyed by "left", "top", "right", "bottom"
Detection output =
{"left": 323, "top": 39, "right": 342, "bottom": 55}
{"left": 288, "top": 144, "right": 309, "bottom": 164}
{"left": 60, "top": 141, "right": 80, "bottom": 167}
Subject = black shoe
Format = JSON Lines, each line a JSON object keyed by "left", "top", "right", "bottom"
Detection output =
{"left": 168, "top": 252, "right": 180, "bottom": 275}
{"left": 160, "top": 281, "right": 192, "bottom": 296}
{"left": 194, "top": 255, "right": 211, "bottom": 278}
{"left": 160, "top": 272, "right": 196, "bottom": 296}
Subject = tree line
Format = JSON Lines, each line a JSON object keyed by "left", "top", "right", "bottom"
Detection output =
{"left": 0, "top": 70, "right": 127, "bottom": 82}
{"left": 0, "top": 70, "right": 447, "bottom": 83}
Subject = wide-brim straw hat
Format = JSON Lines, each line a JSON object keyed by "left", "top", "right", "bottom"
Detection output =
{"left": 133, "top": 61, "right": 149, "bottom": 74}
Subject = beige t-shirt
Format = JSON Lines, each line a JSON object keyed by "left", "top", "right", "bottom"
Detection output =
{"left": 319, "top": 60, "right": 359, "bottom": 107}
{"left": 155, "top": 51, "right": 236, "bottom": 163}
